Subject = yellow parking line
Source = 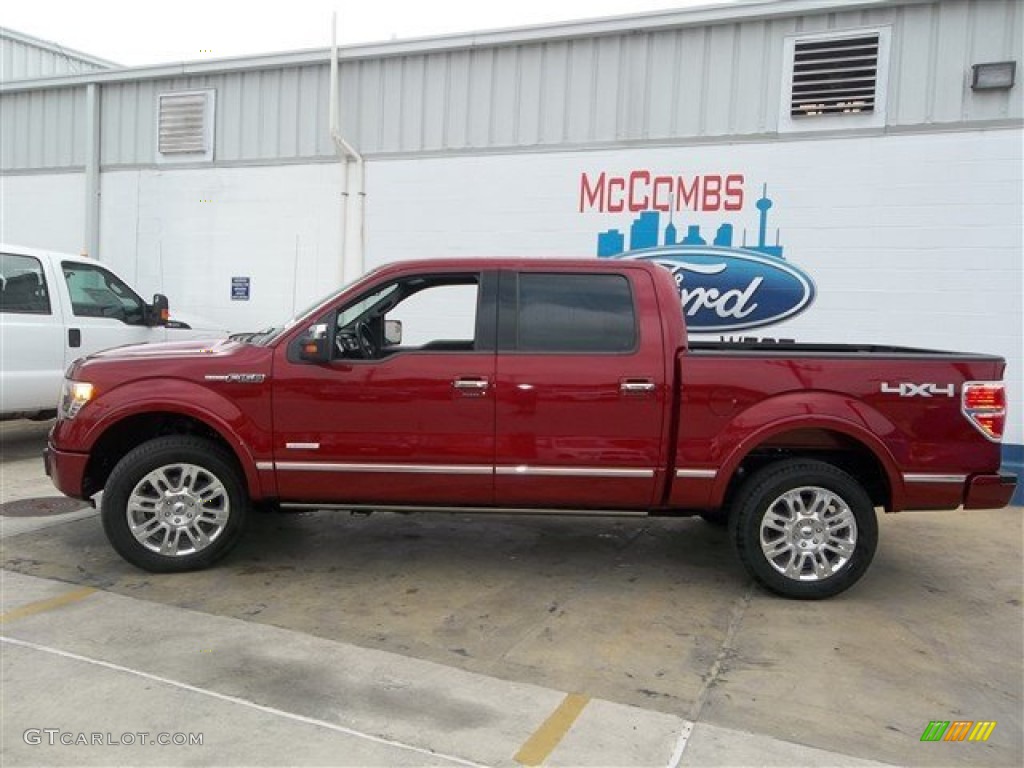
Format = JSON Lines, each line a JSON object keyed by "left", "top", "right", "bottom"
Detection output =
{"left": 0, "top": 587, "right": 96, "bottom": 625}
{"left": 514, "top": 693, "right": 590, "bottom": 766}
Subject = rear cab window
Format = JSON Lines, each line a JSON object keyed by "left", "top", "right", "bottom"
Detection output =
{"left": 0, "top": 253, "right": 51, "bottom": 315}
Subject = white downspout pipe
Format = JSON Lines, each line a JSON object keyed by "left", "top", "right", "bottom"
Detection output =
{"left": 328, "top": 14, "right": 365, "bottom": 285}
{"left": 83, "top": 82, "right": 101, "bottom": 258}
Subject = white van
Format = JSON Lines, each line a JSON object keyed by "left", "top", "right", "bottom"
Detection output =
{"left": 0, "top": 244, "right": 226, "bottom": 420}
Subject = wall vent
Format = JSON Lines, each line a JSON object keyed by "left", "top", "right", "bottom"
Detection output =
{"left": 790, "top": 34, "right": 880, "bottom": 117}
{"left": 157, "top": 90, "right": 215, "bottom": 162}
{"left": 779, "top": 28, "right": 890, "bottom": 132}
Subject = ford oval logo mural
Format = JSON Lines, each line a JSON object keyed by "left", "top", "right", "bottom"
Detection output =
{"left": 581, "top": 174, "right": 817, "bottom": 332}
{"left": 618, "top": 247, "right": 816, "bottom": 332}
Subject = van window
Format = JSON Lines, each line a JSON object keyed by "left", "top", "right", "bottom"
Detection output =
{"left": 0, "top": 253, "right": 51, "bottom": 315}
{"left": 517, "top": 273, "right": 636, "bottom": 353}
{"left": 62, "top": 262, "right": 146, "bottom": 325}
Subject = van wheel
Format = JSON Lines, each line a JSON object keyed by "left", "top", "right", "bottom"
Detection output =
{"left": 730, "top": 460, "right": 877, "bottom": 599}
{"left": 101, "top": 436, "right": 248, "bottom": 572}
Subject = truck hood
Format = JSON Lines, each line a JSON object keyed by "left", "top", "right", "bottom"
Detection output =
{"left": 88, "top": 338, "right": 244, "bottom": 361}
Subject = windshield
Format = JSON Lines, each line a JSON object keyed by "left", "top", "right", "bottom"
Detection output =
{"left": 236, "top": 270, "right": 396, "bottom": 346}
{"left": 233, "top": 287, "right": 348, "bottom": 346}
{"left": 336, "top": 283, "right": 400, "bottom": 328}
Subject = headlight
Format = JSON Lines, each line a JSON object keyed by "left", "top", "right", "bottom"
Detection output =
{"left": 59, "top": 380, "right": 95, "bottom": 419}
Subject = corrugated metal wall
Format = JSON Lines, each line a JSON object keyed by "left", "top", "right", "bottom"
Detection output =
{"left": 0, "top": 33, "right": 110, "bottom": 81}
{"left": 0, "top": 87, "right": 85, "bottom": 169}
{"left": 1, "top": 0, "right": 1020, "bottom": 172}
{"left": 97, "top": 67, "right": 337, "bottom": 166}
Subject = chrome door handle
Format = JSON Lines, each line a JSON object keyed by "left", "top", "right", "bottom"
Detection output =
{"left": 620, "top": 380, "right": 656, "bottom": 393}
{"left": 453, "top": 378, "right": 490, "bottom": 392}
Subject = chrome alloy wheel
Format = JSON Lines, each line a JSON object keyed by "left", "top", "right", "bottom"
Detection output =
{"left": 126, "top": 463, "right": 230, "bottom": 557}
{"left": 758, "top": 486, "right": 858, "bottom": 581}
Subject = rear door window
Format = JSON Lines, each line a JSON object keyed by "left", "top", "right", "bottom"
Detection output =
{"left": 516, "top": 273, "right": 637, "bottom": 353}
{"left": 0, "top": 253, "right": 51, "bottom": 315}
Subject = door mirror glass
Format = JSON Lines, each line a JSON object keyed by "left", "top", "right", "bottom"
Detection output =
{"left": 298, "top": 323, "right": 330, "bottom": 363}
{"left": 384, "top": 319, "right": 402, "bottom": 346}
{"left": 148, "top": 294, "right": 169, "bottom": 326}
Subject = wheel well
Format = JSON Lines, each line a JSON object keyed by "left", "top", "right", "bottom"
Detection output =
{"left": 83, "top": 412, "right": 240, "bottom": 497}
{"left": 721, "top": 428, "right": 892, "bottom": 513}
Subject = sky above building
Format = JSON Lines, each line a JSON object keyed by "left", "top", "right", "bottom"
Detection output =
{"left": 3, "top": 0, "right": 737, "bottom": 68}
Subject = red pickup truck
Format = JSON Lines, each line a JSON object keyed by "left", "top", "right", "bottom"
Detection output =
{"left": 46, "top": 259, "right": 1015, "bottom": 598}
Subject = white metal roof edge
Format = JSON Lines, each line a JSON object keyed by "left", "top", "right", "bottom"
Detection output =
{"left": 0, "top": 25, "right": 120, "bottom": 70}
{"left": 0, "top": 0, "right": 930, "bottom": 93}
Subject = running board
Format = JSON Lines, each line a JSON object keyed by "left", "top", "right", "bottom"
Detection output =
{"left": 279, "top": 503, "right": 650, "bottom": 518}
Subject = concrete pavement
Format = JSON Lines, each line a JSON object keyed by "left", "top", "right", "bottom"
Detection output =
{"left": 2, "top": 419, "right": 1020, "bottom": 766}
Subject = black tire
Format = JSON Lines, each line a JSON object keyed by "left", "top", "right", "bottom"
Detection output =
{"left": 730, "top": 459, "right": 877, "bottom": 599}
{"left": 101, "top": 436, "right": 249, "bottom": 572}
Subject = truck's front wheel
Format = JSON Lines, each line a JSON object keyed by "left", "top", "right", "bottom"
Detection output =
{"left": 101, "top": 436, "right": 248, "bottom": 572}
{"left": 731, "top": 460, "right": 877, "bottom": 599}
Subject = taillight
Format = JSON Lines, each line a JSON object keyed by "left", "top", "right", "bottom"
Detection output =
{"left": 961, "top": 382, "right": 1006, "bottom": 442}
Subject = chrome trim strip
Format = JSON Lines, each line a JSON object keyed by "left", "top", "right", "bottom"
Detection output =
{"left": 495, "top": 465, "right": 654, "bottom": 478}
{"left": 255, "top": 461, "right": 274, "bottom": 471}
{"left": 280, "top": 503, "right": 648, "bottom": 517}
{"left": 270, "top": 462, "right": 654, "bottom": 478}
{"left": 903, "top": 473, "right": 967, "bottom": 484}
{"left": 285, "top": 442, "right": 320, "bottom": 450}
{"left": 675, "top": 469, "right": 717, "bottom": 479}
{"left": 274, "top": 462, "right": 492, "bottom": 475}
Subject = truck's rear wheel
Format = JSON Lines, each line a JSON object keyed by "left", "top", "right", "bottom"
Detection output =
{"left": 730, "top": 460, "right": 877, "bottom": 599}
{"left": 101, "top": 436, "right": 248, "bottom": 572}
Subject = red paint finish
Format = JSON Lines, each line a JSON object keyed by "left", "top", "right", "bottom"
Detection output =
{"left": 963, "top": 474, "right": 1017, "bottom": 510}
{"left": 493, "top": 266, "right": 669, "bottom": 508}
{"left": 271, "top": 348, "right": 495, "bottom": 505}
{"left": 46, "top": 258, "right": 1016, "bottom": 518}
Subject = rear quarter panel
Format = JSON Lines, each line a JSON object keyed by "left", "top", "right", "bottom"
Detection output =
{"left": 672, "top": 352, "right": 1006, "bottom": 511}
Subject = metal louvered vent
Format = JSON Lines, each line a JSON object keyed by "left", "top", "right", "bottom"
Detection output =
{"left": 158, "top": 91, "right": 213, "bottom": 156}
{"left": 790, "top": 34, "right": 879, "bottom": 117}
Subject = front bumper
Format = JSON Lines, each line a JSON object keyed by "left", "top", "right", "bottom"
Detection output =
{"left": 963, "top": 472, "right": 1018, "bottom": 510}
{"left": 43, "top": 442, "right": 91, "bottom": 500}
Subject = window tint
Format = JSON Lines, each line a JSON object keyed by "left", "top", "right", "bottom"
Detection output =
{"left": 517, "top": 273, "right": 636, "bottom": 353}
{"left": 0, "top": 253, "right": 51, "bottom": 315}
{"left": 62, "top": 262, "right": 145, "bottom": 325}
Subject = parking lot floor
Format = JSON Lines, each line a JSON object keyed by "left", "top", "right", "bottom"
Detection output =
{"left": 2, "top": 569, "right": 893, "bottom": 767}
{"left": 2, "top": 420, "right": 1021, "bottom": 766}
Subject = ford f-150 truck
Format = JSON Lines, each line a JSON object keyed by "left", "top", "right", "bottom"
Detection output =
{"left": 45, "top": 259, "right": 1016, "bottom": 598}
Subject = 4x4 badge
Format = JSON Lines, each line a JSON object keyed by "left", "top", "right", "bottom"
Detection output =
{"left": 880, "top": 382, "right": 955, "bottom": 398}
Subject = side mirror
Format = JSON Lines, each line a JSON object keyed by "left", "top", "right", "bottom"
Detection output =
{"left": 148, "top": 294, "right": 170, "bottom": 326}
{"left": 298, "top": 323, "right": 330, "bottom": 363}
{"left": 384, "top": 319, "right": 403, "bottom": 346}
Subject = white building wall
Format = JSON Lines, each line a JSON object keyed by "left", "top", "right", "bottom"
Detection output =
{"left": 96, "top": 164, "right": 344, "bottom": 333}
{"left": 0, "top": 172, "right": 85, "bottom": 252}
{"left": 364, "top": 128, "right": 1023, "bottom": 447}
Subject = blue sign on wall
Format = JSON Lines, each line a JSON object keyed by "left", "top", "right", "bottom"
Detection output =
{"left": 231, "top": 276, "right": 250, "bottom": 301}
